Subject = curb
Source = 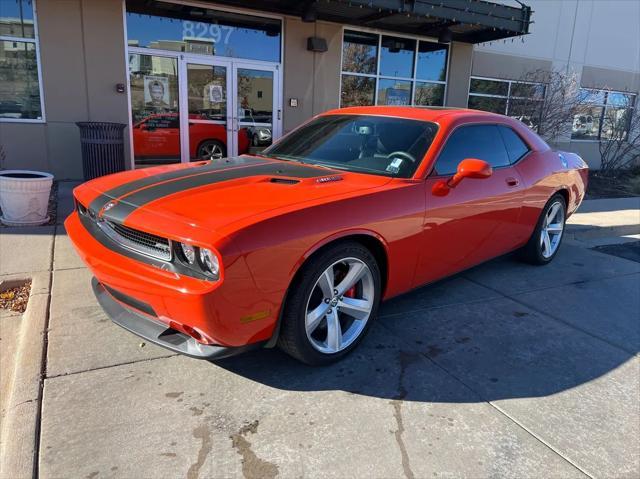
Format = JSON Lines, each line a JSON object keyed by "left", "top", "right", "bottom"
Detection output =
{"left": 565, "top": 224, "right": 640, "bottom": 241}
{"left": 0, "top": 272, "right": 51, "bottom": 479}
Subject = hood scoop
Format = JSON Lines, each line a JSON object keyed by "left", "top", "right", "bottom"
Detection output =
{"left": 269, "top": 177, "right": 300, "bottom": 185}
{"left": 316, "top": 175, "right": 343, "bottom": 184}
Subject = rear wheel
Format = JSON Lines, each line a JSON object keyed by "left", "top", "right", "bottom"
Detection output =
{"left": 196, "top": 140, "right": 225, "bottom": 161}
{"left": 519, "top": 194, "right": 566, "bottom": 265}
{"left": 278, "top": 242, "right": 381, "bottom": 365}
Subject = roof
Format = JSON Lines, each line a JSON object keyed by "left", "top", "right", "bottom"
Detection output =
{"left": 205, "top": 0, "right": 532, "bottom": 43}
{"left": 322, "top": 105, "right": 507, "bottom": 122}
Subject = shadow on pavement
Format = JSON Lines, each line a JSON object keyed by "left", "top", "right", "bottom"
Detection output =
{"left": 214, "top": 252, "right": 639, "bottom": 404}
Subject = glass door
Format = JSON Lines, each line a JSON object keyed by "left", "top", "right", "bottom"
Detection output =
{"left": 128, "top": 52, "right": 182, "bottom": 167}
{"left": 233, "top": 63, "right": 280, "bottom": 156}
{"left": 182, "top": 59, "right": 232, "bottom": 161}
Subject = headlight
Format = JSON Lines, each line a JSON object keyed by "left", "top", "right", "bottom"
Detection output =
{"left": 180, "top": 243, "right": 196, "bottom": 264}
{"left": 199, "top": 248, "right": 220, "bottom": 277}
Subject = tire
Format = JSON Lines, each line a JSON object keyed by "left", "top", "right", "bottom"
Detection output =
{"left": 278, "top": 241, "right": 382, "bottom": 365}
{"left": 196, "top": 140, "right": 226, "bottom": 161}
{"left": 252, "top": 134, "right": 259, "bottom": 147}
{"left": 519, "top": 193, "right": 567, "bottom": 265}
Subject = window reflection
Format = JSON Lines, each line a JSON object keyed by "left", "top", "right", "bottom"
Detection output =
{"left": 0, "top": 0, "right": 35, "bottom": 38}
{"left": 572, "top": 105, "right": 602, "bottom": 140}
{"left": 237, "top": 68, "right": 273, "bottom": 152}
{"left": 0, "top": 41, "right": 41, "bottom": 119}
{"left": 415, "top": 82, "right": 445, "bottom": 107}
{"left": 187, "top": 64, "right": 226, "bottom": 121}
{"left": 129, "top": 54, "right": 181, "bottom": 165}
{"left": 468, "top": 96, "right": 507, "bottom": 114}
{"left": 378, "top": 79, "right": 411, "bottom": 106}
{"left": 470, "top": 78, "right": 509, "bottom": 96}
{"left": 126, "top": 1, "right": 281, "bottom": 62}
{"left": 380, "top": 36, "right": 415, "bottom": 78}
{"left": 571, "top": 88, "right": 636, "bottom": 141}
{"left": 342, "top": 30, "right": 377, "bottom": 74}
{"left": 341, "top": 75, "right": 375, "bottom": 107}
{"left": 416, "top": 42, "right": 448, "bottom": 81}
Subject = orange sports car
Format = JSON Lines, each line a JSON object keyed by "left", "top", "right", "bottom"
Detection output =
{"left": 66, "top": 106, "right": 588, "bottom": 365}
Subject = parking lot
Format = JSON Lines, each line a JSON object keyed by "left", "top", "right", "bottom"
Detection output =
{"left": 1, "top": 189, "right": 639, "bottom": 479}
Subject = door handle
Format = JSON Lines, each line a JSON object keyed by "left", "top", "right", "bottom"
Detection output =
{"left": 506, "top": 177, "right": 520, "bottom": 187}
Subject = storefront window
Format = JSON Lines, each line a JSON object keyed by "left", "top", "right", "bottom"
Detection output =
{"left": 129, "top": 53, "right": 182, "bottom": 165}
{"left": 415, "top": 82, "right": 445, "bottom": 107}
{"left": 572, "top": 88, "right": 636, "bottom": 141}
{"left": 0, "top": 0, "right": 43, "bottom": 121}
{"left": 342, "top": 30, "right": 377, "bottom": 75}
{"left": 416, "top": 41, "right": 448, "bottom": 82}
{"left": 341, "top": 75, "right": 375, "bottom": 107}
{"left": 340, "top": 30, "right": 448, "bottom": 108}
{"left": 379, "top": 36, "right": 415, "bottom": 78}
{"left": 125, "top": 1, "right": 281, "bottom": 63}
{"left": 468, "top": 77, "right": 545, "bottom": 131}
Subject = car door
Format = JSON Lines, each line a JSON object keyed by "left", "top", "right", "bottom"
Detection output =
{"left": 414, "top": 123, "right": 527, "bottom": 286}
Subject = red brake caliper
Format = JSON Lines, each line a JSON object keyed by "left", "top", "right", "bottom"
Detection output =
{"left": 344, "top": 286, "right": 356, "bottom": 298}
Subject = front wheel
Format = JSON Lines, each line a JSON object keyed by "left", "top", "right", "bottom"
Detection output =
{"left": 278, "top": 242, "right": 381, "bottom": 365}
{"left": 519, "top": 193, "right": 567, "bottom": 265}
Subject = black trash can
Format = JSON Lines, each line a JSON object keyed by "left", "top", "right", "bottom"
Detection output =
{"left": 76, "top": 122, "right": 127, "bottom": 180}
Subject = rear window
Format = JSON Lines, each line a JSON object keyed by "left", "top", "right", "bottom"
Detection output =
{"left": 498, "top": 126, "right": 530, "bottom": 164}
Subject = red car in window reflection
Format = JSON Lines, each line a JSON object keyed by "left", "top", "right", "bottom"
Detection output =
{"left": 132, "top": 113, "right": 249, "bottom": 162}
{"left": 68, "top": 107, "right": 588, "bottom": 366}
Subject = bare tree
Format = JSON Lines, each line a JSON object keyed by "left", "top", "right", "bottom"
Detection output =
{"left": 514, "top": 69, "right": 588, "bottom": 142}
{"left": 598, "top": 98, "right": 640, "bottom": 175}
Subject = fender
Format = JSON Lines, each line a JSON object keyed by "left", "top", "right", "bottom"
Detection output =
{"left": 265, "top": 228, "right": 390, "bottom": 349}
{"left": 292, "top": 228, "right": 390, "bottom": 279}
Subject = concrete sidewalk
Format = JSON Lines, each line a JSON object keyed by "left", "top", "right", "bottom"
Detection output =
{"left": 566, "top": 197, "right": 640, "bottom": 243}
{"left": 1, "top": 189, "right": 639, "bottom": 479}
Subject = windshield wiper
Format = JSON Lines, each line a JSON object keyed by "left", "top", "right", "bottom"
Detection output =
{"left": 261, "top": 153, "right": 306, "bottom": 164}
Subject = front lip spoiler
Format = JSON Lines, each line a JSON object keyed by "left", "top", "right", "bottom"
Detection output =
{"left": 92, "top": 278, "right": 263, "bottom": 360}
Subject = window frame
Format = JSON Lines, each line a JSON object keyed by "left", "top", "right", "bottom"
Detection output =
{"left": 0, "top": 0, "right": 46, "bottom": 123}
{"left": 429, "top": 122, "right": 532, "bottom": 178}
{"left": 339, "top": 26, "right": 450, "bottom": 108}
{"left": 467, "top": 76, "right": 545, "bottom": 131}
{"left": 571, "top": 88, "right": 637, "bottom": 143}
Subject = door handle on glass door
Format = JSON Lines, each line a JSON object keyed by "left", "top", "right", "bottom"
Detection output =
{"left": 506, "top": 177, "right": 520, "bottom": 187}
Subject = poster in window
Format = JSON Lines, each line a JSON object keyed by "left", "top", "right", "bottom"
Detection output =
{"left": 144, "top": 76, "right": 170, "bottom": 110}
{"left": 208, "top": 84, "right": 224, "bottom": 103}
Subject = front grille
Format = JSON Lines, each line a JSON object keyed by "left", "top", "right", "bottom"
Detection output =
{"left": 97, "top": 220, "right": 172, "bottom": 261}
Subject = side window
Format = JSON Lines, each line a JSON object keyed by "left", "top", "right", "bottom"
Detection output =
{"left": 433, "top": 125, "right": 510, "bottom": 176}
{"left": 498, "top": 126, "right": 530, "bottom": 164}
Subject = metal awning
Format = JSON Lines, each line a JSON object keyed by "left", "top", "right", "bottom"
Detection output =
{"left": 206, "top": 0, "right": 532, "bottom": 43}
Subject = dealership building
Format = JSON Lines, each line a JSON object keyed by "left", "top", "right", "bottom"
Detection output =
{"left": 0, "top": 0, "right": 638, "bottom": 179}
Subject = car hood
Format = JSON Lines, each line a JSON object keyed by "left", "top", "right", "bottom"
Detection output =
{"left": 76, "top": 156, "right": 391, "bottom": 244}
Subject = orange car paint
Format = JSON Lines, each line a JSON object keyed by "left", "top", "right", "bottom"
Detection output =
{"left": 66, "top": 107, "right": 588, "bottom": 350}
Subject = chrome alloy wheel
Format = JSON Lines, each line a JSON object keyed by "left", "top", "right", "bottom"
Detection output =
{"left": 304, "top": 257, "right": 375, "bottom": 354}
{"left": 540, "top": 200, "right": 565, "bottom": 258}
{"left": 199, "top": 142, "right": 223, "bottom": 160}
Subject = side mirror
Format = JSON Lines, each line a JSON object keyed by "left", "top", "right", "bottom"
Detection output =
{"left": 432, "top": 158, "right": 492, "bottom": 197}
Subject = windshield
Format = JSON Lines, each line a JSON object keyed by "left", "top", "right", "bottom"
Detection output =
{"left": 261, "top": 114, "right": 438, "bottom": 178}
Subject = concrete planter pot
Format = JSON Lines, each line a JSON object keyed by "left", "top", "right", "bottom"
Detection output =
{"left": 0, "top": 170, "right": 54, "bottom": 226}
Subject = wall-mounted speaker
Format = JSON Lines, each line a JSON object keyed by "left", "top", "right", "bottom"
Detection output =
{"left": 307, "top": 36, "right": 328, "bottom": 53}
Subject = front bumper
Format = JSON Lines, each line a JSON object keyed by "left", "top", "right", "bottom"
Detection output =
{"left": 93, "top": 278, "right": 263, "bottom": 359}
{"left": 65, "top": 210, "right": 280, "bottom": 350}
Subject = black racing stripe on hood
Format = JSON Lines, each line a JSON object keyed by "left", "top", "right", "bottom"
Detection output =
{"left": 88, "top": 156, "right": 269, "bottom": 213}
{"left": 101, "top": 162, "right": 332, "bottom": 223}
